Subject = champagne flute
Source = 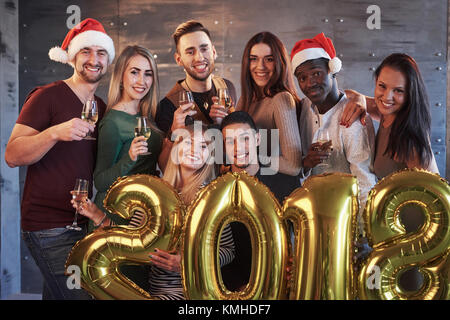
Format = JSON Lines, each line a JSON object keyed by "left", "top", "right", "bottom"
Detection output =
{"left": 315, "top": 128, "right": 332, "bottom": 168}
{"left": 218, "top": 88, "right": 233, "bottom": 113}
{"left": 67, "top": 178, "right": 89, "bottom": 231}
{"left": 135, "top": 116, "right": 152, "bottom": 156}
{"left": 179, "top": 90, "right": 194, "bottom": 126}
{"left": 81, "top": 99, "right": 98, "bottom": 140}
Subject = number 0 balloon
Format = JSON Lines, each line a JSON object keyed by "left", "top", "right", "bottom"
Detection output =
{"left": 182, "top": 172, "right": 288, "bottom": 300}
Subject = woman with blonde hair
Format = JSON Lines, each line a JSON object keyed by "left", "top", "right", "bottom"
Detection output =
{"left": 73, "top": 45, "right": 166, "bottom": 291}
{"left": 162, "top": 125, "right": 215, "bottom": 203}
{"left": 75, "top": 122, "right": 234, "bottom": 299}
{"left": 91, "top": 45, "right": 165, "bottom": 228}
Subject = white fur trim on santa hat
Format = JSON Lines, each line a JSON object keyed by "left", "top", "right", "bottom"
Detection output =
{"left": 49, "top": 46, "right": 69, "bottom": 64}
{"left": 67, "top": 30, "right": 115, "bottom": 65}
{"left": 292, "top": 47, "right": 331, "bottom": 73}
{"left": 292, "top": 47, "right": 342, "bottom": 74}
{"left": 328, "top": 57, "right": 342, "bottom": 74}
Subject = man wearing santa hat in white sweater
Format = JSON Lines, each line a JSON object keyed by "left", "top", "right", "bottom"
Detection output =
{"left": 5, "top": 18, "right": 115, "bottom": 299}
{"left": 291, "top": 33, "right": 377, "bottom": 236}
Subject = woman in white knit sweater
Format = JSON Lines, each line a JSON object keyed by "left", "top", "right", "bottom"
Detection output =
{"left": 236, "top": 31, "right": 302, "bottom": 202}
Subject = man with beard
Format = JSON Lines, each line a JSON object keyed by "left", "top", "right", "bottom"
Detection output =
{"left": 291, "top": 33, "right": 376, "bottom": 233}
{"left": 5, "top": 18, "right": 114, "bottom": 299}
{"left": 156, "top": 20, "right": 237, "bottom": 137}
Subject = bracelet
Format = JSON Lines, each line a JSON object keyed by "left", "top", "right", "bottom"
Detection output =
{"left": 94, "top": 212, "right": 107, "bottom": 228}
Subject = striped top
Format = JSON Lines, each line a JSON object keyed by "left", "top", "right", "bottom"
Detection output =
{"left": 128, "top": 208, "right": 235, "bottom": 300}
{"left": 148, "top": 224, "right": 235, "bottom": 300}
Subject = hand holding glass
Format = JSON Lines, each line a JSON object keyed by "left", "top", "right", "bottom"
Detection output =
{"left": 81, "top": 99, "right": 98, "bottom": 140}
{"left": 179, "top": 91, "right": 194, "bottom": 126}
{"left": 315, "top": 128, "right": 333, "bottom": 168}
{"left": 67, "top": 178, "right": 89, "bottom": 231}
{"left": 179, "top": 90, "right": 194, "bottom": 107}
{"left": 218, "top": 88, "right": 233, "bottom": 113}
{"left": 134, "top": 116, "right": 152, "bottom": 156}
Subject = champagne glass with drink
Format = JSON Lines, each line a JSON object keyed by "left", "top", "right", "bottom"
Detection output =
{"left": 179, "top": 90, "right": 195, "bottom": 126}
{"left": 81, "top": 99, "right": 98, "bottom": 140}
{"left": 135, "top": 116, "right": 152, "bottom": 156}
{"left": 218, "top": 88, "right": 233, "bottom": 113}
{"left": 67, "top": 178, "right": 89, "bottom": 231}
{"left": 315, "top": 128, "right": 332, "bottom": 168}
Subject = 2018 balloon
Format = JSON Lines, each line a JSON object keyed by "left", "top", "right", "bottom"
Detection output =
{"left": 65, "top": 174, "right": 184, "bottom": 300}
{"left": 358, "top": 169, "right": 450, "bottom": 300}
{"left": 182, "top": 172, "right": 288, "bottom": 300}
{"left": 65, "top": 170, "right": 449, "bottom": 300}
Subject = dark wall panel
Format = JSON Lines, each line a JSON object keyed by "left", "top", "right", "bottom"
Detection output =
{"left": 17, "top": 0, "right": 448, "bottom": 293}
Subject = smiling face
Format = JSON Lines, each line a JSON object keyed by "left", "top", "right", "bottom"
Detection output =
{"left": 73, "top": 45, "right": 109, "bottom": 83}
{"left": 374, "top": 66, "right": 407, "bottom": 123}
{"left": 249, "top": 43, "right": 275, "bottom": 89}
{"left": 294, "top": 58, "right": 333, "bottom": 106}
{"left": 223, "top": 123, "right": 260, "bottom": 170}
{"left": 178, "top": 130, "right": 210, "bottom": 172}
{"left": 175, "top": 31, "right": 216, "bottom": 82}
{"left": 121, "top": 54, "right": 153, "bottom": 102}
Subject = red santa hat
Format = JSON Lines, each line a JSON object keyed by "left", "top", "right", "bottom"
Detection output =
{"left": 48, "top": 18, "right": 115, "bottom": 66}
{"left": 291, "top": 33, "right": 342, "bottom": 74}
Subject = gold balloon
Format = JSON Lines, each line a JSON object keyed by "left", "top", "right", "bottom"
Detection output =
{"left": 65, "top": 174, "right": 184, "bottom": 300}
{"left": 182, "top": 172, "right": 288, "bottom": 300}
{"left": 358, "top": 169, "right": 450, "bottom": 300}
{"left": 283, "top": 172, "right": 359, "bottom": 300}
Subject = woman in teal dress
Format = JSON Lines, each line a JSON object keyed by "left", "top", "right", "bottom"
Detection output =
{"left": 91, "top": 45, "right": 165, "bottom": 228}
{"left": 73, "top": 45, "right": 167, "bottom": 291}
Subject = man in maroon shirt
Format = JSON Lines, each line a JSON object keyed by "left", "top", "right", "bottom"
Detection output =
{"left": 5, "top": 18, "right": 115, "bottom": 300}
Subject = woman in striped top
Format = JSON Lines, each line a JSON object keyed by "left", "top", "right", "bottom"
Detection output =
{"left": 148, "top": 122, "right": 235, "bottom": 300}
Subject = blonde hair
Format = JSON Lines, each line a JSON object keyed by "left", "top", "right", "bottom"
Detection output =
{"left": 163, "top": 123, "right": 216, "bottom": 204}
{"left": 107, "top": 45, "right": 160, "bottom": 131}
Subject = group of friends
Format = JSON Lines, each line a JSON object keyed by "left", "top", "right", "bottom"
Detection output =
{"left": 4, "top": 17, "right": 439, "bottom": 300}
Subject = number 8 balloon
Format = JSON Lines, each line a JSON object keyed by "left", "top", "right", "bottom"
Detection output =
{"left": 358, "top": 169, "right": 450, "bottom": 300}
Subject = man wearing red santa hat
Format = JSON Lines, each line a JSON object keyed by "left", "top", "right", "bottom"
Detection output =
{"left": 291, "top": 33, "right": 376, "bottom": 233}
{"left": 5, "top": 18, "right": 115, "bottom": 299}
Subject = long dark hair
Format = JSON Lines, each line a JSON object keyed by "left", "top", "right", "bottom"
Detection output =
{"left": 240, "top": 31, "right": 299, "bottom": 111}
{"left": 374, "top": 53, "right": 432, "bottom": 167}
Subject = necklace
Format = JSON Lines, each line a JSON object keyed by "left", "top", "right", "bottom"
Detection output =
{"left": 184, "top": 79, "right": 194, "bottom": 92}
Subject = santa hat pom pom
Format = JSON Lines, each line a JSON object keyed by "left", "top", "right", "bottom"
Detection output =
{"left": 328, "top": 57, "right": 342, "bottom": 74}
{"left": 48, "top": 46, "right": 69, "bottom": 64}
